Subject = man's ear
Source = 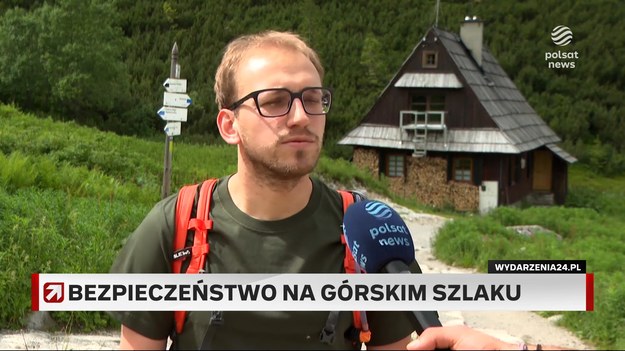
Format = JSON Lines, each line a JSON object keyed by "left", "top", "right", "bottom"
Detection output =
{"left": 216, "top": 109, "right": 240, "bottom": 145}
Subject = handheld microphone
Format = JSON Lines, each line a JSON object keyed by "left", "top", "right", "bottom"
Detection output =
{"left": 343, "top": 200, "right": 443, "bottom": 335}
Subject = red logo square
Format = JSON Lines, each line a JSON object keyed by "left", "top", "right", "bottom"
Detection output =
{"left": 43, "top": 282, "right": 64, "bottom": 303}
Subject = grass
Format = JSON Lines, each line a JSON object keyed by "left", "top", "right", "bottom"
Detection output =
{"left": 569, "top": 163, "right": 625, "bottom": 192}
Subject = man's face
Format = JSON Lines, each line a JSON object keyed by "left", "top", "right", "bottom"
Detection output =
{"left": 232, "top": 46, "right": 326, "bottom": 181}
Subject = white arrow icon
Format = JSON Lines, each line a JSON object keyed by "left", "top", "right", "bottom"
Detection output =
{"left": 157, "top": 106, "right": 188, "bottom": 122}
{"left": 163, "top": 92, "right": 192, "bottom": 108}
{"left": 44, "top": 283, "right": 63, "bottom": 302}
{"left": 163, "top": 78, "right": 187, "bottom": 93}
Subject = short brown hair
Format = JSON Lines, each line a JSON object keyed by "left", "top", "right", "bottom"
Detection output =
{"left": 214, "top": 30, "right": 324, "bottom": 110}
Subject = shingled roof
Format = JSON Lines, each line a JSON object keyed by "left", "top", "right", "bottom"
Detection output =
{"left": 339, "top": 26, "right": 576, "bottom": 162}
{"left": 436, "top": 27, "right": 561, "bottom": 151}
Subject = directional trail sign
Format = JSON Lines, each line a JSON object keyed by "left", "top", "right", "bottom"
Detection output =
{"left": 164, "top": 122, "right": 181, "bottom": 137}
{"left": 163, "top": 78, "right": 187, "bottom": 93}
{"left": 163, "top": 92, "right": 192, "bottom": 108}
{"left": 157, "top": 106, "right": 188, "bottom": 122}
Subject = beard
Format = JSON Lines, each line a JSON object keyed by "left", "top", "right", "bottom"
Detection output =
{"left": 239, "top": 129, "right": 321, "bottom": 187}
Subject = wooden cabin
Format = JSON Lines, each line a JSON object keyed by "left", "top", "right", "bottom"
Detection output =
{"left": 339, "top": 18, "right": 576, "bottom": 212}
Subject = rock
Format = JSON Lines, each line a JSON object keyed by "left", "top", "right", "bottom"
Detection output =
{"left": 507, "top": 225, "right": 562, "bottom": 240}
{"left": 548, "top": 314, "right": 564, "bottom": 323}
{"left": 25, "top": 311, "right": 57, "bottom": 331}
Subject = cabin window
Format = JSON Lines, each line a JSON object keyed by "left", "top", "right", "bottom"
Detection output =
{"left": 423, "top": 51, "right": 438, "bottom": 68}
{"left": 453, "top": 158, "right": 473, "bottom": 182}
{"left": 410, "top": 96, "right": 427, "bottom": 111}
{"left": 386, "top": 154, "right": 405, "bottom": 177}
{"left": 410, "top": 95, "right": 446, "bottom": 124}
{"left": 430, "top": 95, "right": 445, "bottom": 111}
{"left": 410, "top": 95, "right": 446, "bottom": 111}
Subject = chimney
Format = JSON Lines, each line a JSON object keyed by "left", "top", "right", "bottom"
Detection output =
{"left": 460, "top": 16, "right": 484, "bottom": 67}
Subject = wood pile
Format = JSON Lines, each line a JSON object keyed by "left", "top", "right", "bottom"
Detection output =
{"left": 350, "top": 151, "right": 480, "bottom": 212}
{"left": 448, "top": 181, "right": 479, "bottom": 211}
{"left": 388, "top": 177, "right": 407, "bottom": 198}
{"left": 404, "top": 156, "right": 479, "bottom": 212}
{"left": 405, "top": 156, "right": 448, "bottom": 208}
{"left": 353, "top": 148, "right": 379, "bottom": 178}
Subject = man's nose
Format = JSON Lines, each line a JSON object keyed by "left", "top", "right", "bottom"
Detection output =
{"left": 286, "top": 98, "right": 311, "bottom": 127}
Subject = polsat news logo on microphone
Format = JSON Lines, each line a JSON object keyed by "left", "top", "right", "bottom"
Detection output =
{"left": 364, "top": 201, "right": 411, "bottom": 246}
{"left": 342, "top": 200, "right": 415, "bottom": 273}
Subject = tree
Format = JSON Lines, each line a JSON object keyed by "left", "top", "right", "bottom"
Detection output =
{"left": 0, "top": 8, "right": 49, "bottom": 109}
{"left": 0, "top": 0, "right": 131, "bottom": 127}
{"left": 39, "top": 0, "right": 131, "bottom": 124}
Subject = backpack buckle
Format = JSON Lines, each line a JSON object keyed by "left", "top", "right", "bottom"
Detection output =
{"left": 319, "top": 327, "right": 335, "bottom": 344}
{"left": 209, "top": 311, "right": 224, "bottom": 326}
{"left": 359, "top": 329, "right": 371, "bottom": 343}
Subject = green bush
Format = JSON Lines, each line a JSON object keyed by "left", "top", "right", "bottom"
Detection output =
{"left": 0, "top": 187, "right": 150, "bottom": 330}
{"left": 433, "top": 205, "right": 625, "bottom": 349}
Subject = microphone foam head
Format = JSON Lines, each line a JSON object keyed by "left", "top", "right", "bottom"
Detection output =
{"left": 343, "top": 200, "right": 415, "bottom": 273}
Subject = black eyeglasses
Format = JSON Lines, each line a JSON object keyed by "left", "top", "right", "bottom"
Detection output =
{"left": 227, "top": 87, "right": 332, "bottom": 117}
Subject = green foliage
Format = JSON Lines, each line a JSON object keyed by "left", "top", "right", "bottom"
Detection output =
{"left": 0, "top": 104, "right": 237, "bottom": 196}
{"left": 3, "top": 0, "right": 623, "bottom": 173}
{"left": 0, "top": 186, "right": 150, "bottom": 330}
{"left": 0, "top": 0, "right": 132, "bottom": 131}
{"left": 566, "top": 163, "right": 625, "bottom": 217}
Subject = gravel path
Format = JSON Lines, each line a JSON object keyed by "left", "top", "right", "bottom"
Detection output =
{"left": 1, "top": 200, "right": 594, "bottom": 350}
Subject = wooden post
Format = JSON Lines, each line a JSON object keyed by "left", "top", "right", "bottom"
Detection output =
{"left": 161, "top": 42, "right": 179, "bottom": 199}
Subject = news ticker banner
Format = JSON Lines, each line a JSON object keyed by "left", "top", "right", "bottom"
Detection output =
{"left": 33, "top": 272, "right": 594, "bottom": 312}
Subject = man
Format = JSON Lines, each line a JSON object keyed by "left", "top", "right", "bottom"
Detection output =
{"left": 110, "top": 30, "right": 416, "bottom": 350}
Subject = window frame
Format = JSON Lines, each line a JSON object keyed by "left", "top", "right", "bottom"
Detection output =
{"left": 422, "top": 50, "right": 438, "bottom": 68}
{"left": 452, "top": 157, "right": 473, "bottom": 183}
{"left": 410, "top": 95, "right": 446, "bottom": 112}
{"left": 386, "top": 154, "right": 405, "bottom": 178}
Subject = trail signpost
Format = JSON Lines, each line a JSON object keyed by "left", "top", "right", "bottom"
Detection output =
{"left": 159, "top": 42, "right": 190, "bottom": 199}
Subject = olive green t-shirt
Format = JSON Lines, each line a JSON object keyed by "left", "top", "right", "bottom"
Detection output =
{"left": 110, "top": 176, "right": 417, "bottom": 349}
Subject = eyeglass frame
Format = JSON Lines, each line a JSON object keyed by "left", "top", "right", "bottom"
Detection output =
{"left": 226, "top": 87, "right": 332, "bottom": 117}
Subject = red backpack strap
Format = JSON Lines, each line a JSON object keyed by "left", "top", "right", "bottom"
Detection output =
{"left": 186, "top": 179, "right": 217, "bottom": 274}
{"left": 173, "top": 184, "right": 199, "bottom": 274}
{"left": 172, "top": 178, "right": 219, "bottom": 335}
{"left": 338, "top": 190, "right": 371, "bottom": 344}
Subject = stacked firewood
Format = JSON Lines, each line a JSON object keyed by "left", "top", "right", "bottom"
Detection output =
{"left": 351, "top": 150, "right": 479, "bottom": 211}
{"left": 405, "top": 157, "right": 479, "bottom": 211}
{"left": 405, "top": 157, "right": 448, "bottom": 208}
{"left": 352, "top": 148, "right": 378, "bottom": 177}
{"left": 448, "top": 181, "right": 479, "bottom": 211}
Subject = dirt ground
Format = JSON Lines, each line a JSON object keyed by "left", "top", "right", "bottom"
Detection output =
{"left": 0, "top": 199, "right": 594, "bottom": 350}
